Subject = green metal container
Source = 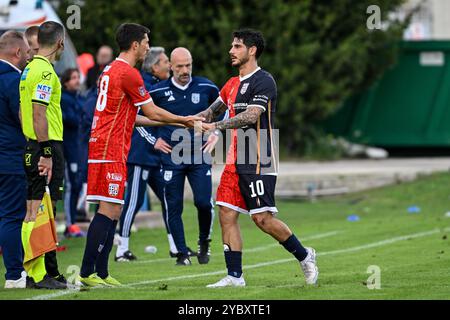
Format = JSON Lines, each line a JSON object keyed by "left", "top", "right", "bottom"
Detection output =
{"left": 324, "top": 41, "right": 450, "bottom": 147}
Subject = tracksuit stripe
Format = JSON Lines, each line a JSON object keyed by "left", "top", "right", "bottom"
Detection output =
{"left": 123, "top": 166, "right": 141, "bottom": 237}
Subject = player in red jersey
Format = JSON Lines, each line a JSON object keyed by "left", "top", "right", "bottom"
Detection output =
{"left": 78, "top": 23, "right": 204, "bottom": 287}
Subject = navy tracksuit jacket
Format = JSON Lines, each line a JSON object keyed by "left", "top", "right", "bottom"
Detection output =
{"left": 150, "top": 76, "right": 219, "bottom": 255}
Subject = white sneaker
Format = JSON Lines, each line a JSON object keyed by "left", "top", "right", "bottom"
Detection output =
{"left": 300, "top": 247, "right": 319, "bottom": 285}
{"left": 206, "top": 275, "right": 246, "bottom": 288}
{"left": 4, "top": 271, "right": 27, "bottom": 289}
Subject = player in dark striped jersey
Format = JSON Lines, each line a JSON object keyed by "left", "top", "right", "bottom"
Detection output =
{"left": 199, "top": 29, "right": 319, "bottom": 288}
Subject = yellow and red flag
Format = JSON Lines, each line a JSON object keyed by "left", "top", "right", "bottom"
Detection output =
{"left": 22, "top": 188, "right": 58, "bottom": 281}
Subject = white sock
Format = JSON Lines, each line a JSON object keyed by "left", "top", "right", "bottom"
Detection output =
{"left": 167, "top": 234, "right": 178, "bottom": 253}
{"left": 116, "top": 236, "right": 129, "bottom": 257}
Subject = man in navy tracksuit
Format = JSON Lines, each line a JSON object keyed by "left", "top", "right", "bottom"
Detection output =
{"left": 115, "top": 47, "right": 181, "bottom": 261}
{"left": 0, "top": 31, "right": 29, "bottom": 288}
{"left": 151, "top": 47, "right": 219, "bottom": 265}
{"left": 60, "top": 68, "right": 85, "bottom": 237}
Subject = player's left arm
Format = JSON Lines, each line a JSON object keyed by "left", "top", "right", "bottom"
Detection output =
{"left": 123, "top": 69, "right": 203, "bottom": 128}
{"left": 212, "top": 106, "right": 263, "bottom": 130}
{"left": 135, "top": 114, "right": 185, "bottom": 127}
{"left": 195, "top": 97, "right": 228, "bottom": 123}
{"left": 206, "top": 75, "right": 275, "bottom": 131}
{"left": 201, "top": 105, "right": 262, "bottom": 154}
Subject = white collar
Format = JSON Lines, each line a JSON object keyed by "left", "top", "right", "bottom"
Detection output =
{"left": 115, "top": 57, "right": 130, "bottom": 65}
{"left": 171, "top": 77, "right": 192, "bottom": 91}
{"left": 239, "top": 67, "right": 261, "bottom": 81}
{"left": 0, "top": 59, "right": 21, "bottom": 73}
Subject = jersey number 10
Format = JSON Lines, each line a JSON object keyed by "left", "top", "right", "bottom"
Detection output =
{"left": 249, "top": 180, "right": 265, "bottom": 198}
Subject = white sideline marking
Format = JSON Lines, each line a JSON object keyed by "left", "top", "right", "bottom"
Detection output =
{"left": 28, "top": 227, "right": 446, "bottom": 300}
{"left": 133, "top": 230, "right": 341, "bottom": 264}
{"left": 244, "top": 230, "right": 341, "bottom": 253}
{"left": 133, "top": 257, "right": 172, "bottom": 264}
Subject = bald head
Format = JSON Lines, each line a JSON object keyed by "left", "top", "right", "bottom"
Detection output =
{"left": 0, "top": 31, "right": 30, "bottom": 70}
{"left": 170, "top": 47, "right": 192, "bottom": 61}
{"left": 170, "top": 47, "right": 193, "bottom": 86}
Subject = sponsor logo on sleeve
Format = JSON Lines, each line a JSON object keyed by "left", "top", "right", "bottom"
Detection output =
{"left": 35, "top": 84, "right": 52, "bottom": 102}
{"left": 41, "top": 71, "right": 52, "bottom": 80}
{"left": 138, "top": 86, "right": 146, "bottom": 97}
{"left": 252, "top": 95, "right": 269, "bottom": 104}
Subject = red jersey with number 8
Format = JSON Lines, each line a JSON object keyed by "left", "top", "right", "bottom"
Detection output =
{"left": 88, "top": 58, "right": 152, "bottom": 163}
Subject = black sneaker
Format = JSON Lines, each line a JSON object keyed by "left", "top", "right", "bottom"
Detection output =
{"left": 175, "top": 253, "right": 192, "bottom": 266}
{"left": 170, "top": 247, "right": 197, "bottom": 258}
{"left": 197, "top": 239, "right": 211, "bottom": 264}
{"left": 54, "top": 274, "right": 67, "bottom": 285}
{"left": 26, "top": 276, "right": 36, "bottom": 289}
{"left": 115, "top": 250, "right": 137, "bottom": 262}
{"left": 35, "top": 274, "right": 67, "bottom": 290}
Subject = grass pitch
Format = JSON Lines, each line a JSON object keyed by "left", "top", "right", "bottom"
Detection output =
{"left": 1, "top": 172, "right": 449, "bottom": 300}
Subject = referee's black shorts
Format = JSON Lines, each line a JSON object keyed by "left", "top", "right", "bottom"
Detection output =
{"left": 23, "top": 140, "right": 65, "bottom": 201}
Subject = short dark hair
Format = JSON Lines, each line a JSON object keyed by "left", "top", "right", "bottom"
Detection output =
{"left": 61, "top": 68, "right": 79, "bottom": 88}
{"left": 0, "top": 30, "right": 25, "bottom": 52}
{"left": 25, "top": 25, "right": 39, "bottom": 40}
{"left": 115, "top": 23, "right": 150, "bottom": 52}
{"left": 38, "top": 21, "right": 64, "bottom": 47}
{"left": 232, "top": 29, "right": 265, "bottom": 59}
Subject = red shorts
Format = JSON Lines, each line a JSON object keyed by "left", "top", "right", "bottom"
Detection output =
{"left": 216, "top": 168, "right": 248, "bottom": 214}
{"left": 86, "top": 161, "right": 127, "bottom": 205}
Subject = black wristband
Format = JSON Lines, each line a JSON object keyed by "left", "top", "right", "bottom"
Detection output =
{"left": 39, "top": 141, "right": 53, "bottom": 158}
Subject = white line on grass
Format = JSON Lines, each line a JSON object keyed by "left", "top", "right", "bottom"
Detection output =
{"left": 133, "top": 230, "right": 341, "bottom": 264}
{"left": 28, "top": 227, "right": 446, "bottom": 300}
{"left": 244, "top": 230, "right": 341, "bottom": 253}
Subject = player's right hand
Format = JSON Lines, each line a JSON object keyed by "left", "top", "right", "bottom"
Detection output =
{"left": 202, "top": 132, "right": 220, "bottom": 154}
{"left": 154, "top": 138, "right": 172, "bottom": 154}
{"left": 182, "top": 115, "right": 205, "bottom": 129}
{"left": 38, "top": 156, "right": 52, "bottom": 184}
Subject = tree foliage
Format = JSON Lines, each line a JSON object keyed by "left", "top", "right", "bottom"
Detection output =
{"left": 58, "top": 0, "right": 407, "bottom": 155}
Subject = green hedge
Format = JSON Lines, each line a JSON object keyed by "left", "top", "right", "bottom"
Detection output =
{"left": 59, "top": 0, "right": 408, "bottom": 156}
